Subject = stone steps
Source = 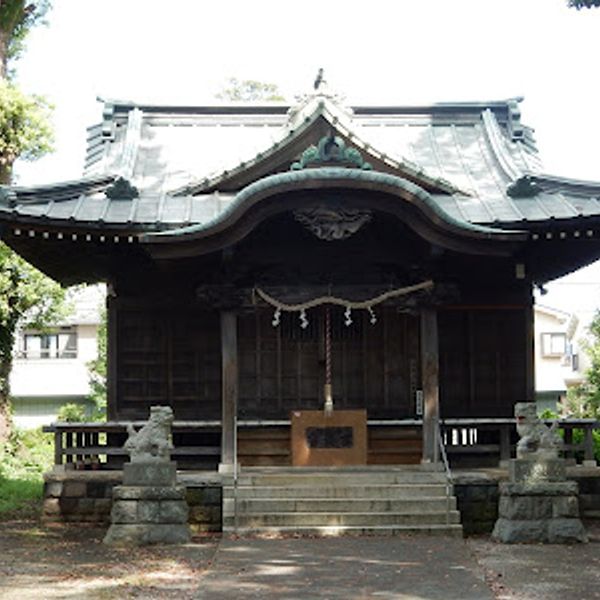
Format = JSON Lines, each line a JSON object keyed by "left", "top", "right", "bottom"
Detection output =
{"left": 226, "top": 511, "right": 461, "bottom": 528}
{"left": 224, "top": 497, "right": 457, "bottom": 513}
{"left": 224, "top": 484, "right": 449, "bottom": 499}
{"left": 223, "top": 467, "right": 462, "bottom": 537}
{"left": 235, "top": 473, "right": 448, "bottom": 486}
{"left": 226, "top": 524, "right": 464, "bottom": 537}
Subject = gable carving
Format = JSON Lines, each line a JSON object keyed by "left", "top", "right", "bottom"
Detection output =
{"left": 291, "top": 135, "right": 371, "bottom": 171}
{"left": 294, "top": 206, "right": 372, "bottom": 241}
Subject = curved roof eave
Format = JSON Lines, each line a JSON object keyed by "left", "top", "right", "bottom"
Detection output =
{"left": 142, "top": 168, "right": 526, "bottom": 248}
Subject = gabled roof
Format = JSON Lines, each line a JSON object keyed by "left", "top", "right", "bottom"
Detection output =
{"left": 1, "top": 91, "right": 600, "bottom": 235}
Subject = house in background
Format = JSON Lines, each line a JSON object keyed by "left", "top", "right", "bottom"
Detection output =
{"left": 534, "top": 303, "right": 587, "bottom": 414}
{"left": 10, "top": 285, "right": 105, "bottom": 429}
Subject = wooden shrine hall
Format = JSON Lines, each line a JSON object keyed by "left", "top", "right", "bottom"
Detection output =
{"left": 3, "top": 86, "right": 600, "bottom": 471}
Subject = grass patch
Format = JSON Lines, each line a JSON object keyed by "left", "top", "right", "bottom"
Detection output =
{"left": 0, "top": 428, "right": 53, "bottom": 519}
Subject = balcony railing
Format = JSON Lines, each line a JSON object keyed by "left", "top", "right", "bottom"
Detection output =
{"left": 43, "top": 418, "right": 599, "bottom": 470}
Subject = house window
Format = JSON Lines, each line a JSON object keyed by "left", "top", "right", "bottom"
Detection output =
{"left": 21, "top": 329, "right": 77, "bottom": 359}
{"left": 540, "top": 332, "right": 566, "bottom": 357}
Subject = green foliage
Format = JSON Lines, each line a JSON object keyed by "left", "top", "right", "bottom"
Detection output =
{"left": 0, "top": 241, "right": 68, "bottom": 430}
{"left": 0, "top": 1, "right": 51, "bottom": 75}
{"left": 0, "top": 427, "right": 52, "bottom": 517}
{"left": 87, "top": 306, "right": 107, "bottom": 420}
{"left": 568, "top": 0, "right": 600, "bottom": 8}
{"left": 0, "top": 240, "right": 68, "bottom": 361}
{"left": 568, "top": 428, "right": 600, "bottom": 463}
{"left": 56, "top": 403, "right": 86, "bottom": 423}
{"left": 216, "top": 78, "right": 285, "bottom": 102}
{"left": 565, "top": 311, "right": 600, "bottom": 418}
{"left": 539, "top": 408, "right": 559, "bottom": 420}
{"left": 0, "top": 80, "right": 53, "bottom": 181}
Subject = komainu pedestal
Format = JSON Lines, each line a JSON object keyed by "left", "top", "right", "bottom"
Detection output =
{"left": 492, "top": 403, "right": 586, "bottom": 544}
{"left": 104, "top": 407, "right": 191, "bottom": 545}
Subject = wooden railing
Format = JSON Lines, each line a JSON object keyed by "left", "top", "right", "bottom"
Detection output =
{"left": 42, "top": 421, "right": 222, "bottom": 469}
{"left": 43, "top": 417, "right": 600, "bottom": 470}
{"left": 441, "top": 418, "right": 599, "bottom": 465}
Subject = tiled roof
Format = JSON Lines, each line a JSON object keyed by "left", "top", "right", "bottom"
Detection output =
{"left": 2, "top": 93, "right": 600, "bottom": 233}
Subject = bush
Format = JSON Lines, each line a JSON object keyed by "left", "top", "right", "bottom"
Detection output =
{"left": 57, "top": 402, "right": 86, "bottom": 423}
{"left": 0, "top": 428, "right": 53, "bottom": 518}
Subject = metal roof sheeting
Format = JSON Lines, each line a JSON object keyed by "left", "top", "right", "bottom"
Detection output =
{"left": 3, "top": 95, "right": 600, "bottom": 231}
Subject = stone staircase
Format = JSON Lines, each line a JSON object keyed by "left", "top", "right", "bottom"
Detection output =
{"left": 223, "top": 466, "right": 463, "bottom": 537}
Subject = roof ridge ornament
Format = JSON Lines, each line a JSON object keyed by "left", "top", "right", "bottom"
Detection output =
{"left": 291, "top": 134, "right": 372, "bottom": 170}
{"left": 289, "top": 69, "right": 347, "bottom": 116}
{"left": 105, "top": 176, "right": 139, "bottom": 200}
{"left": 507, "top": 174, "right": 541, "bottom": 198}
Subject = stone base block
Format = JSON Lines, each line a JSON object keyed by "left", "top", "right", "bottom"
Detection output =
{"left": 493, "top": 480, "right": 587, "bottom": 544}
{"left": 509, "top": 458, "right": 566, "bottom": 483}
{"left": 123, "top": 462, "right": 177, "bottom": 486}
{"left": 103, "top": 523, "right": 191, "bottom": 545}
{"left": 113, "top": 485, "right": 186, "bottom": 501}
{"left": 492, "top": 517, "right": 587, "bottom": 544}
{"left": 500, "top": 481, "right": 578, "bottom": 496}
{"left": 110, "top": 497, "right": 189, "bottom": 524}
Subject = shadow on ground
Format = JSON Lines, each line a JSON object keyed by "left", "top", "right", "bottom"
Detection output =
{"left": 200, "top": 534, "right": 494, "bottom": 600}
{"left": 0, "top": 520, "right": 218, "bottom": 600}
{"left": 2, "top": 520, "right": 600, "bottom": 599}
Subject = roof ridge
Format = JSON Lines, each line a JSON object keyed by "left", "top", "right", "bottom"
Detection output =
{"left": 481, "top": 109, "right": 523, "bottom": 182}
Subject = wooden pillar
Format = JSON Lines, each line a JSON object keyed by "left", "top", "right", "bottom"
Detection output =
{"left": 106, "top": 293, "right": 118, "bottom": 420}
{"left": 219, "top": 310, "right": 238, "bottom": 473}
{"left": 524, "top": 292, "right": 535, "bottom": 403}
{"left": 421, "top": 308, "right": 440, "bottom": 463}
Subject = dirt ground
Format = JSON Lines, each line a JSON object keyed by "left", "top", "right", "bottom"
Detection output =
{"left": 2, "top": 520, "right": 600, "bottom": 599}
{"left": 0, "top": 520, "right": 219, "bottom": 600}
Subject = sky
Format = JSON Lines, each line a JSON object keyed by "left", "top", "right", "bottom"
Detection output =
{"left": 10, "top": 0, "right": 600, "bottom": 318}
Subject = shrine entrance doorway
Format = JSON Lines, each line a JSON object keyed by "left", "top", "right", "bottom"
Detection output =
{"left": 236, "top": 306, "right": 423, "bottom": 466}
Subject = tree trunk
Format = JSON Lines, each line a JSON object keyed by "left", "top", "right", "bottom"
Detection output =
{"left": 0, "top": 29, "right": 7, "bottom": 80}
{"left": 0, "top": 357, "right": 12, "bottom": 442}
{"left": 0, "top": 161, "right": 12, "bottom": 185}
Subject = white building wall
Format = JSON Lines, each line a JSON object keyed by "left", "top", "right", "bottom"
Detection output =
{"left": 10, "top": 285, "right": 104, "bottom": 429}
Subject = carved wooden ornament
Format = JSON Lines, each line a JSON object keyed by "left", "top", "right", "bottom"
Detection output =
{"left": 294, "top": 207, "right": 372, "bottom": 241}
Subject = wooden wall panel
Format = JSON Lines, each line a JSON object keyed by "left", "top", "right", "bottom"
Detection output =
{"left": 115, "top": 308, "right": 221, "bottom": 420}
{"left": 238, "top": 307, "right": 418, "bottom": 419}
{"left": 439, "top": 308, "right": 527, "bottom": 418}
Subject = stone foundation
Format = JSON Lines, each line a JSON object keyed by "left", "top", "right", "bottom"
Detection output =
{"left": 492, "top": 481, "right": 587, "bottom": 543}
{"left": 41, "top": 467, "right": 600, "bottom": 537}
{"left": 42, "top": 471, "right": 121, "bottom": 525}
{"left": 42, "top": 469, "right": 222, "bottom": 532}
{"left": 454, "top": 477, "right": 499, "bottom": 535}
{"left": 492, "top": 455, "right": 587, "bottom": 544}
{"left": 104, "top": 462, "right": 191, "bottom": 545}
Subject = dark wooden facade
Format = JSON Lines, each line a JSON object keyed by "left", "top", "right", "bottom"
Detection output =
{"left": 104, "top": 203, "right": 532, "bottom": 430}
{"left": 3, "top": 94, "right": 600, "bottom": 467}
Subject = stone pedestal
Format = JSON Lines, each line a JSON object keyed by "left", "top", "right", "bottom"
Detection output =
{"left": 492, "top": 459, "right": 587, "bottom": 544}
{"left": 508, "top": 457, "right": 565, "bottom": 483}
{"left": 104, "top": 462, "right": 191, "bottom": 545}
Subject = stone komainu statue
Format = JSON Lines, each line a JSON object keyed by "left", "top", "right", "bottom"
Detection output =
{"left": 515, "top": 402, "right": 563, "bottom": 459}
{"left": 124, "top": 405, "right": 174, "bottom": 463}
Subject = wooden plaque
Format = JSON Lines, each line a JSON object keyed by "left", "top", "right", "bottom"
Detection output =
{"left": 290, "top": 409, "right": 367, "bottom": 466}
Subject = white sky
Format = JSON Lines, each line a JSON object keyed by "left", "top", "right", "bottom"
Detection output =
{"left": 10, "top": 0, "right": 600, "bottom": 316}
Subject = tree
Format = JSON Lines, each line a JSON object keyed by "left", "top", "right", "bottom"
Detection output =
{"left": 216, "top": 77, "right": 285, "bottom": 102}
{"left": 0, "top": 81, "right": 53, "bottom": 183}
{"left": 568, "top": 0, "right": 600, "bottom": 8}
{"left": 0, "top": 1, "right": 51, "bottom": 79}
{"left": 564, "top": 312, "right": 600, "bottom": 418}
{"left": 0, "top": 245, "right": 68, "bottom": 437}
{"left": 0, "top": 0, "right": 61, "bottom": 440}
